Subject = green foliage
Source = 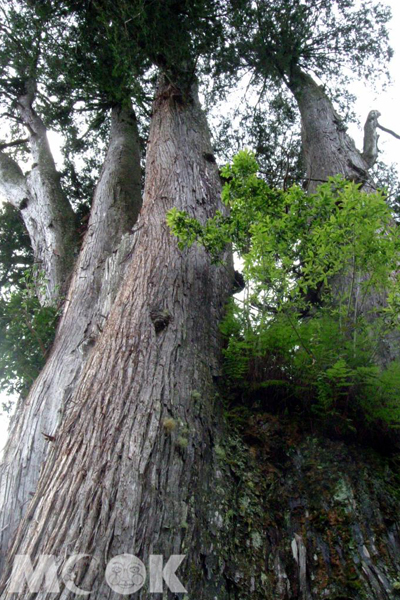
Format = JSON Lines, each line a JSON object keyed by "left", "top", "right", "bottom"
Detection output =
{"left": 227, "top": 0, "right": 392, "bottom": 88}
{"left": 0, "top": 203, "right": 32, "bottom": 290}
{"left": 0, "top": 205, "right": 58, "bottom": 404}
{"left": 0, "top": 268, "right": 59, "bottom": 403}
{"left": 168, "top": 151, "right": 400, "bottom": 434}
{"left": 372, "top": 160, "right": 400, "bottom": 219}
{"left": 209, "top": 87, "right": 304, "bottom": 189}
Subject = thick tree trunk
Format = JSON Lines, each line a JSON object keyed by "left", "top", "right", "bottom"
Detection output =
{"left": 288, "top": 67, "right": 373, "bottom": 193}
{"left": 2, "top": 66, "right": 397, "bottom": 600}
{"left": 18, "top": 87, "right": 80, "bottom": 304}
{"left": 0, "top": 79, "right": 233, "bottom": 597}
{"left": 0, "top": 103, "right": 142, "bottom": 573}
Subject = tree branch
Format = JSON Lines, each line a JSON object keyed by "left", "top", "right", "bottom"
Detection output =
{"left": 78, "top": 102, "right": 142, "bottom": 268}
{"left": 377, "top": 122, "right": 400, "bottom": 140}
{"left": 0, "top": 138, "right": 29, "bottom": 150}
{"left": 362, "top": 110, "right": 380, "bottom": 169}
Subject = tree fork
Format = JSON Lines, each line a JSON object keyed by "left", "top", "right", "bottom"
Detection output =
{"left": 286, "top": 66, "right": 400, "bottom": 367}
{"left": 16, "top": 80, "right": 79, "bottom": 304}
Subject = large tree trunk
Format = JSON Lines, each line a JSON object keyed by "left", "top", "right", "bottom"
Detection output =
{"left": 0, "top": 103, "right": 142, "bottom": 573}
{"left": 0, "top": 78, "right": 233, "bottom": 597}
{"left": 288, "top": 66, "right": 375, "bottom": 193}
{"left": 2, "top": 65, "right": 399, "bottom": 600}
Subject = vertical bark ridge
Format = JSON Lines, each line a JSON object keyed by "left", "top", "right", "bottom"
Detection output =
{"left": 0, "top": 102, "right": 142, "bottom": 573}
{"left": 0, "top": 152, "right": 31, "bottom": 209}
{"left": 0, "top": 78, "right": 233, "bottom": 599}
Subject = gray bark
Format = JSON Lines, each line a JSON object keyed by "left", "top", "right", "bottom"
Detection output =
{"left": 0, "top": 145, "right": 76, "bottom": 306}
{"left": 362, "top": 110, "right": 381, "bottom": 168}
{"left": 0, "top": 64, "right": 396, "bottom": 600}
{"left": 0, "top": 103, "right": 142, "bottom": 574}
{"left": 0, "top": 82, "right": 79, "bottom": 305}
{"left": 288, "top": 67, "right": 375, "bottom": 192}
{"left": 18, "top": 87, "right": 79, "bottom": 304}
{"left": 0, "top": 77, "right": 233, "bottom": 599}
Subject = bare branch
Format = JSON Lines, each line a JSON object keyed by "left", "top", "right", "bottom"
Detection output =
{"left": 377, "top": 122, "right": 400, "bottom": 140}
{"left": 0, "top": 137, "right": 29, "bottom": 150}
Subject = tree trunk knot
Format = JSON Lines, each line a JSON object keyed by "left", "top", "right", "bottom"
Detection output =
{"left": 150, "top": 307, "right": 172, "bottom": 334}
{"left": 232, "top": 270, "right": 245, "bottom": 294}
{"left": 19, "top": 197, "right": 29, "bottom": 210}
{"left": 157, "top": 83, "right": 187, "bottom": 107}
{"left": 203, "top": 152, "right": 216, "bottom": 163}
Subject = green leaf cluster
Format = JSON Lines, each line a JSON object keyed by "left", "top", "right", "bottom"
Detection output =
{"left": 0, "top": 203, "right": 32, "bottom": 289}
{"left": 0, "top": 205, "right": 60, "bottom": 405}
{"left": 168, "top": 151, "right": 400, "bottom": 434}
{"left": 0, "top": 268, "right": 59, "bottom": 404}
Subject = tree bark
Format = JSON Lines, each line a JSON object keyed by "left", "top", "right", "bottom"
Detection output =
{"left": 5, "top": 81, "right": 79, "bottom": 305}
{"left": 0, "top": 141, "right": 77, "bottom": 306}
{"left": 2, "top": 61, "right": 398, "bottom": 600}
{"left": 0, "top": 102, "right": 142, "bottom": 573}
{"left": 362, "top": 110, "right": 381, "bottom": 168}
{"left": 0, "top": 78, "right": 233, "bottom": 597}
{"left": 288, "top": 67, "right": 373, "bottom": 192}
{"left": 0, "top": 81, "right": 78, "bottom": 305}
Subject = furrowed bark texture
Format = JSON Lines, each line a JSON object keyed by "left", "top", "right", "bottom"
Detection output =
{"left": 0, "top": 140, "right": 76, "bottom": 306}
{"left": 0, "top": 104, "right": 142, "bottom": 573}
{"left": 288, "top": 67, "right": 373, "bottom": 193}
{"left": 0, "top": 80, "right": 233, "bottom": 598}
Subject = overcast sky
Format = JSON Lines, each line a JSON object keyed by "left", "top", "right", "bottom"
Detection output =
{"left": 1, "top": 0, "right": 400, "bottom": 455}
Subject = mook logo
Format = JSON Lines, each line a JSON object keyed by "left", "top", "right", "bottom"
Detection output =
{"left": 9, "top": 553, "right": 187, "bottom": 595}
